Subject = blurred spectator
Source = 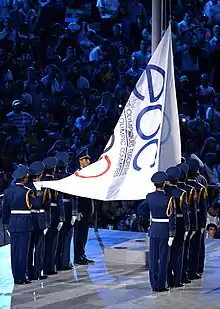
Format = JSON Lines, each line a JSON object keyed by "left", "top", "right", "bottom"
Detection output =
{"left": 206, "top": 223, "right": 218, "bottom": 238}
{"left": 6, "top": 100, "right": 35, "bottom": 136}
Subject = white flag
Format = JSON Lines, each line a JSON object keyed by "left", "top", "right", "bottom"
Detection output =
{"left": 39, "top": 25, "right": 181, "bottom": 201}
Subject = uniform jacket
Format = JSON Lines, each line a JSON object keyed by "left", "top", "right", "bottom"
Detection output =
{"left": 187, "top": 179, "right": 207, "bottom": 229}
{"left": 42, "top": 174, "right": 65, "bottom": 227}
{"left": 165, "top": 184, "right": 190, "bottom": 235}
{"left": 178, "top": 181, "right": 198, "bottom": 231}
{"left": 2, "top": 183, "right": 34, "bottom": 232}
{"left": 144, "top": 190, "right": 176, "bottom": 238}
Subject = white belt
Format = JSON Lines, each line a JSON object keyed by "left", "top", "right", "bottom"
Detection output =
{"left": 31, "top": 209, "right": 45, "bottom": 213}
{"left": 177, "top": 214, "right": 183, "bottom": 218}
{"left": 11, "top": 210, "right": 31, "bottom": 214}
{"left": 51, "top": 203, "right": 57, "bottom": 207}
{"left": 63, "top": 199, "right": 70, "bottom": 203}
{"left": 152, "top": 218, "right": 169, "bottom": 223}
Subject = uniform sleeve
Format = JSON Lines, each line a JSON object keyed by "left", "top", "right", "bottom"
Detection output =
{"left": 2, "top": 192, "right": 10, "bottom": 230}
{"left": 189, "top": 188, "right": 198, "bottom": 231}
{"left": 42, "top": 188, "right": 51, "bottom": 228}
{"left": 198, "top": 187, "right": 207, "bottom": 229}
{"left": 168, "top": 197, "right": 176, "bottom": 237}
{"left": 71, "top": 196, "right": 78, "bottom": 216}
{"left": 143, "top": 198, "right": 150, "bottom": 218}
{"left": 30, "top": 189, "right": 42, "bottom": 209}
{"left": 57, "top": 192, "right": 65, "bottom": 222}
{"left": 181, "top": 192, "right": 190, "bottom": 231}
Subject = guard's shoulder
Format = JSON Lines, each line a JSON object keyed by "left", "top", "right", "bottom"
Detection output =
{"left": 164, "top": 192, "right": 172, "bottom": 200}
{"left": 4, "top": 187, "right": 13, "bottom": 195}
{"left": 186, "top": 183, "right": 194, "bottom": 190}
{"left": 23, "top": 185, "right": 32, "bottom": 191}
{"left": 177, "top": 187, "right": 186, "bottom": 196}
{"left": 196, "top": 182, "right": 205, "bottom": 190}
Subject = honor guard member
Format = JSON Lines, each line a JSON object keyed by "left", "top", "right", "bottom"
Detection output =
{"left": 186, "top": 158, "right": 207, "bottom": 280}
{"left": 165, "top": 166, "right": 190, "bottom": 288}
{"left": 27, "top": 161, "right": 49, "bottom": 280}
{"left": 2, "top": 166, "right": 33, "bottom": 284}
{"left": 177, "top": 163, "right": 198, "bottom": 284}
{"left": 42, "top": 157, "right": 65, "bottom": 275}
{"left": 55, "top": 152, "right": 77, "bottom": 270}
{"left": 74, "top": 148, "right": 94, "bottom": 265}
{"left": 144, "top": 171, "right": 176, "bottom": 292}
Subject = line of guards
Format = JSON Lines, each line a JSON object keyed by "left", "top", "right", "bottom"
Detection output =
{"left": 1, "top": 149, "right": 94, "bottom": 285}
{"left": 146, "top": 158, "right": 208, "bottom": 292}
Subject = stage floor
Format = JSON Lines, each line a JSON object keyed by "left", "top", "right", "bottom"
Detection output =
{"left": 1, "top": 229, "right": 220, "bottom": 309}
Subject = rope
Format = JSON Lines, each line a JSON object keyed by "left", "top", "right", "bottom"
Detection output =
{"left": 26, "top": 190, "right": 32, "bottom": 209}
{"left": 169, "top": 0, "right": 172, "bottom": 20}
{"left": 161, "top": 0, "right": 164, "bottom": 36}
{"left": 179, "top": 192, "right": 185, "bottom": 209}
{"left": 164, "top": 0, "right": 167, "bottom": 29}
{"left": 166, "top": 197, "right": 173, "bottom": 217}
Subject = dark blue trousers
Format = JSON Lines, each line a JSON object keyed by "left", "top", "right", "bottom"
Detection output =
{"left": 198, "top": 232, "right": 205, "bottom": 274}
{"left": 149, "top": 237, "right": 169, "bottom": 290}
{"left": 10, "top": 232, "right": 31, "bottom": 281}
{"left": 181, "top": 232, "right": 190, "bottom": 282}
{"left": 167, "top": 237, "right": 184, "bottom": 286}
{"left": 28, "top": 230, "right": 45, "bottom": 279}
{"left": 56, "top": 223, "right": 73, "bottom": 270}
{"left": 44, "top": 226, "right": 59, "bottom": 274}
{"left": 74, "top": 216, "right": 90, "bottom": 261}
{"left": 188, "top": 230, "right": 201, "bottom": 277}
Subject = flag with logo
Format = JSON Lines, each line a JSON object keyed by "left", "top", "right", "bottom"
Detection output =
{"left": 39, "top": 25, "right": 181, "bottom": 201}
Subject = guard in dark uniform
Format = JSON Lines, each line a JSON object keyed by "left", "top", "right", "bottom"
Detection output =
{"left": 42, "top": 157, "right": 65, "bottom": 275}
{"left": 186, "top": 159, "right": 207, "bottom": 280}
{"left": 177, "top": 163, "right": 198, "bottom": 284}
{"left": 55, "top": 152, "right": 78, "bottom": 270}
{"left": 196, "top": 169, "right": 208, "bottom": 276}
{"left": 27, "top": 161, "right": 49, "bottom": 280}
{"left": 2, "top": 166, "right": 33, "bottom": 284}
{"left": 165, "top": 166, "right": 190, "bottom": 288}
{"left": 74, "top": 148, "right": 94, "bottom": 265}
{"left": 144, "top": 171, "right": 176, "bottom": 292}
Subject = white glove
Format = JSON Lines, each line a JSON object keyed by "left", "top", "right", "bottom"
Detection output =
{"left": 57, "top": 222, "right": 63, "bottom": 231}
{"left": 76, "top": 213, "right": 83, "bottom": 221}
{"left": 190, "top": 231, "right": 196, "bottom": 240}
{"left": 184, "top": 231, "right": 188, "bottom": 241}
{"left": 168, "top": 237, "right": 174, "bottom": 247}
{"left": 71, "top": 216, "right": 77, "bottom": 225}
{"left": 43, "top": 228, "right": 48, "bottom": 235}
{"left": 201, "top": 228, "right": 205, "bottom": 234}
{"left": 6, "top": 230, "right": 10, "bottom": 237}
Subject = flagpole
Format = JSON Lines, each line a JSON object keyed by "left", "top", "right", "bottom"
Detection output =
{"left": 152, "top": 0, "right": 162, "bottom": 53}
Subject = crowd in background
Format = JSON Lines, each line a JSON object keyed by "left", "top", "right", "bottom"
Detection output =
{"left": 1, "top": 0, "right": 220, "bottom": 233}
